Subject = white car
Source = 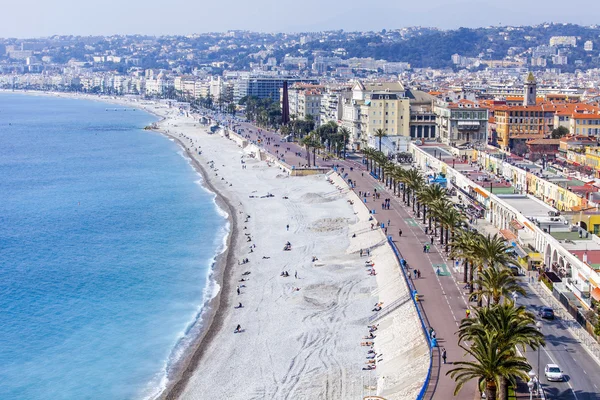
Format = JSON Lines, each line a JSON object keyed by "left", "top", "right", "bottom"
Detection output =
{"left": 544, "top": 364, "right": 564, "bottom": 381}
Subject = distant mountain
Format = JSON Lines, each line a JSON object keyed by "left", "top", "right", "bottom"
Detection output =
{"left": 296, "top": 23, "right": 600, "bottom": 70}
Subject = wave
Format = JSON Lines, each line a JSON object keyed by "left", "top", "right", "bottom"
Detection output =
{"left": 140, "top": 142, "right": 231, "bottom": 400}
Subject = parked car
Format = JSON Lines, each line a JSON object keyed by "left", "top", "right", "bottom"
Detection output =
{"left": 544, "top": 364, "right": 564, "bottom": 381}
{"left": 538, "top": 307, "right": 555, "bottom": 320}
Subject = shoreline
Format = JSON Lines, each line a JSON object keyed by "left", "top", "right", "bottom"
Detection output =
{"left": 0, "top": 90, "right": 239, "bottom": 400}
{"left": 154, "top": 129, "right": 239, "bottom": 400}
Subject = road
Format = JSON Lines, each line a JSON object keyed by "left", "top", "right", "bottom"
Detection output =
{"left": 206, "top": 113, "right": 600, "bottom": 400}
{"left": 517, "top": 286, "right": 600, "bottom": 400}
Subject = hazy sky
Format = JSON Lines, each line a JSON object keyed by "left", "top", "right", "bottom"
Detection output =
{"left": 1, "top": 0, "right": 599, "bottom": 38}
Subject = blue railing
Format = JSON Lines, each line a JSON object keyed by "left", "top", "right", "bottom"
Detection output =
{"left": 387, "top": 236, "right": 434, "bottom": 400}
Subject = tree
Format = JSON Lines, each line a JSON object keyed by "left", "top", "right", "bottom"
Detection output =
{"left": 551, "top": 126, "right": 569, "bottom": 139}
{"left": 338, "top": 127, "right": 350, "bottom": 158}
{"left": 418, "top": 183, "right": 447, "bottom": 225}
{"left": 450, "top": 229, "right": 482, "bottom": 286}
{"left": 472, "top": 234, "right": 518, "bottom": 306}
{"left": 458, "top": 303, "right": 545, "bottom": 400}
{"left": 447, "top": 330, "right": 532, "bottom": 400}
{"left": 374, "top": 128, "right": 387, "bottom": 152}
{"left": 469, "top": 265, "right": 527, "bottom": 306}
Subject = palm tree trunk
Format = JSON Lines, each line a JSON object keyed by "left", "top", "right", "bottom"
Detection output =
{"left": 485, "top": 382, "right": 497, "bottom": 400}
{"left": 477, "top": 265, "right": 483, "bottom": 307}
{"left": 423, "top": 206, "right": 427, "bottom": 224}
{"left": 499, "top": 376, "right": 508, "bottom": 400}
{"left": 469, "top": 263, "right": 475, "bottom": 294}
{"left": 463, "top": 260, "right": 468, "bottom": 283}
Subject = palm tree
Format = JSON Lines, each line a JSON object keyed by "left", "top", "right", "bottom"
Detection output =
{"left": 429, "top": 198, "right": 452, "bottom": 244}
{"left": 390, "top": 166, "right": 406, "bottom": 196}
{"left": 458, "top": 303, "right": 545, "bottom": 400}
{"left": 300, "top": 133, "right": 313, "bottom": 167}
{"left": 440, "top": 208, "right": 466, "bottom": 253}
{"left": 374, "top": 128, "right": 387, "bottom": 152}
{"left": 338, "top": 127, "right": 350, "bottom": 158}
{"left": 470, "top": 265, "right": 527, "bottom": 306}
{"left": 472, "top": 234, "right": 518, "bottom": 306}
{"left": 362, "top": 147, "right": 374, "bottom": 173}
{"left": 448, "top": 326, "right": 533, "bottom": 400}
{"left": 418, "top": 184, "right": 447, "bottom": 225}
{"left": 450, "top": 229, "right": 482, "bottom": 285}
{"left": 402, "top": 168, "right": 424, "bottom": 208}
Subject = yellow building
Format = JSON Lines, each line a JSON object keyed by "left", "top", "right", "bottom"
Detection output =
{"left": 365, "top": 93, "right": 410, "bottom": 137}
{"left": 570, "top": 114, "right": 600, "bottom": 136}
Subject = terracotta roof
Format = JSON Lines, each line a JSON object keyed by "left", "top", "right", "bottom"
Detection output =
{"left": 527, "top": 139, "right": 561, "bottom": 145}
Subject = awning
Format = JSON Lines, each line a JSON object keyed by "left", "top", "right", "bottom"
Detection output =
{"left": 591, "top": 288, "right": 600, "bottom": 302}
{"left": 473, "top": 187, "right": 489, "bottom": 198}
{"left": 500, "top": 229, "right": 517, "bottom": 241}
{"left": 510, "top": 219, "right": 524, "bottom": 230}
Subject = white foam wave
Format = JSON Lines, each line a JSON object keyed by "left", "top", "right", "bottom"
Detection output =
{"left": 141, "top": 132, "right": 232, "bottom": 400}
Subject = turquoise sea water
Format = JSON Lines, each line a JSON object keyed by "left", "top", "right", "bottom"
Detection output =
{"left": 0, "top": 93, "right": 226, "bottom": 399}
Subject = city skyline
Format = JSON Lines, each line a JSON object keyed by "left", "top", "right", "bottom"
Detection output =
{"left": 1, "top": 0, "right": 599, "bottom": 38}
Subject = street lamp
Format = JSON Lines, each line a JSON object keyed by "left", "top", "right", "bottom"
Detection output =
{"left": 527, "top": 376, "right": 534, "bottom": 400}
{"left": 528, "top": 370, "right": 537, "bottom": 399}
{"left": 536, "top": 321, "right": 543, "bottom": 394}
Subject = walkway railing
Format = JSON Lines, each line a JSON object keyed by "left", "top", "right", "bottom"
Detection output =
{"left": 387, "top": 236, "right": 434, "bottom": 400}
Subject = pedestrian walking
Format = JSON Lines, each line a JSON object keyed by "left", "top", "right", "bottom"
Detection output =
{"left": 423, "top": 245, "right": 427, "bottom": 253}
{"left": 413, "top": 269, "right": 417, "bottom": 277}
{"left": 430, "top": 236, "right": 434, "bottom": 244}
{"left": 442, "top": 348, "right": 447, "bottom": 364}
{"left": 387, "top": 219, "right": 391, "bottom": 227}
{"left": 384, "top": 227, "right": 388, "bottom": 235}
{"left": 466, "top": 309, "right": 471, "bottom": 318}
{"left": 417, "top": 269, "right": 421, "bottom": 278}
{"left": 426, "top": 244, "right": 430, "bottom": 253}
{"left": 399, "top": 229, "right": 403, "bottom": 237}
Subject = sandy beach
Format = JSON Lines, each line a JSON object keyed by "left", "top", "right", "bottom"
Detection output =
{"left": 3, "top": 91, "right": 429, "bottom": 399}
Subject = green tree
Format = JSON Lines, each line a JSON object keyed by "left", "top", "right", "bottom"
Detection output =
{"left": 470, "top": 265, "right": 527, "bottom": 306}
{"left": 551, "top": 126, "right": 569, "bottom": 139}
{"left": 374, "top": 128, "right": 388, "bottom": 152}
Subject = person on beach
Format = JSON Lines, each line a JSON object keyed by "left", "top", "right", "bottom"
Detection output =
{"left": 286, "top": 224, "right": 289, "bottom": 231}
{"left": 295, "top": 271, "right": 298, "bottom": 279}
{"left": 234, "top": 324, "right": 242, "bottom": 333}
{"left": 360, "top": 249, "right": 363, "bottom": 257}
{"left": 237, "top": 286, "right": 241, "bottom": 295}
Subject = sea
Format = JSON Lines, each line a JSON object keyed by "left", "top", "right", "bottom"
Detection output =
{"left": 0, "top": 93, "right": 227, "bottom": 400}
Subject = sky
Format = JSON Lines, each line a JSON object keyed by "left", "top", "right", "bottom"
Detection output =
{"left": 1, "top": 0, "right": 599, "bottom": 38}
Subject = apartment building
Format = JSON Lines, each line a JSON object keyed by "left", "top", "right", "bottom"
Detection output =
{"left": 283, "top": 83, "right": 324, "bottom": 124}
{"left": 435, "top": 99, "right": 489, "bottom": 146}
{"left": 234, "top": 75, "right": 316, "bottom": 102}
{"left": 319, "top": 84, "right": 352, "bottom": 127}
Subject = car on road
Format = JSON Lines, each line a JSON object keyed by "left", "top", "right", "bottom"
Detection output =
{"left": 538, "top": 306, "right": 555, "bottom": 320}
{"left": 544, "top": 364, "right": 564, "bottom": 381}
